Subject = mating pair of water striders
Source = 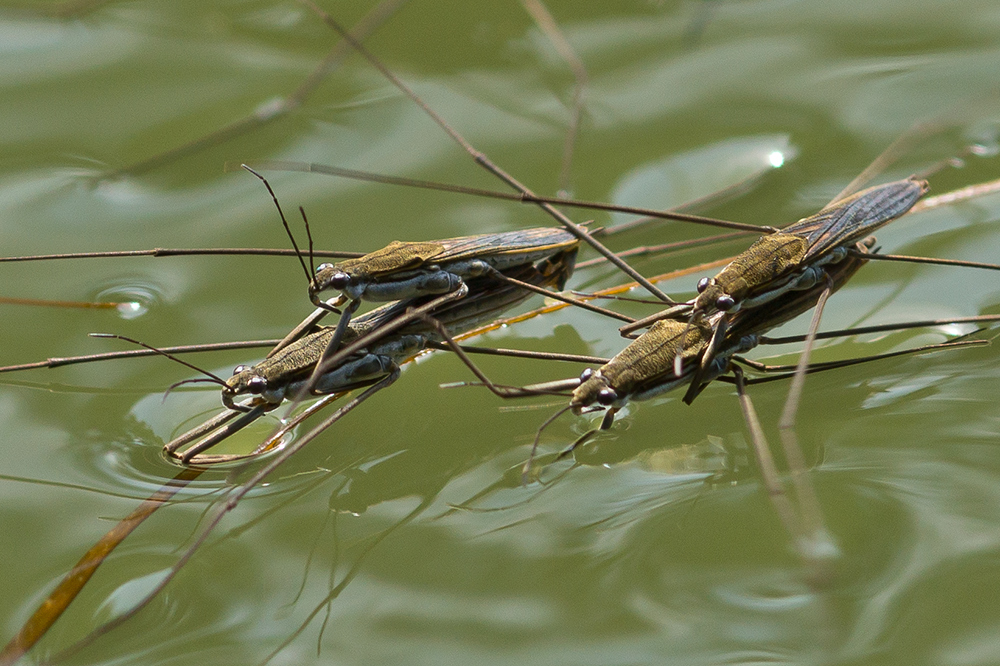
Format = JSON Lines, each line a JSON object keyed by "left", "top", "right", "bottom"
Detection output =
{"left": 163, "top": 170, "right": 941, "bottom": 471}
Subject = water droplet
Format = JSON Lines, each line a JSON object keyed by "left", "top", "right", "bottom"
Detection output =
{"left": 768, "top": 150, "right": 785, "bottom": 168}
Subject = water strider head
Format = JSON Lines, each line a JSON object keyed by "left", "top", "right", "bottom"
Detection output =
{"left": 569, "top": 367, "right": 620, "bottom": 414}
{"left": 693, "top": 276, "right": 737, "bottom": 315}
{"left": 308, "top": 261, "right": 349, "bottom": 308}
{"left": 222, "top": 363, "right": 283, "bottom": 410}
{"left": 308, "top": 241, "right": 447, "bottom": 306}
{"left": 220, "top": 342, "right": 393, "bottom": 411}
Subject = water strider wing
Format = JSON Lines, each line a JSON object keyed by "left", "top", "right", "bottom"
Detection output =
{"left": 782, "top": 177, "right": 928, "bottom": 262}
{"left": 432, "top": 227, "right": 578, "bottom": 263}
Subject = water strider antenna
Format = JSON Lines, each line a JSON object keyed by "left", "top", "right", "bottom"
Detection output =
{"left": 240, "top": 165, "right": 315, "bottom": 287}
{"left": 88, "top": 333, "right": 229, "bottom": 389}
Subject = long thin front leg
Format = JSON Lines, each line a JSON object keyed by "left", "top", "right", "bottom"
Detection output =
{"left": 295, "top": 299, "right": 363, "bottom": 407}
{"left": 176, "top": 404, "right": 275, "bottom": 464}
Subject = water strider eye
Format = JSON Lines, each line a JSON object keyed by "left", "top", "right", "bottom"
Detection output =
{"left": 579, "top": 368, "right": 594, "bottom": 382}
{"left": 247, "top": 376, "right": 267, "bottom": 394}
{"left": 232, "top": 365, "right": 247, "bottom": 376}
{"left": 327, "top": 272, "right": 351, "bottom": 290}
{"left": 597, "top": 387, "right": 617, "bottom": 405}
{"left": 716, "top": 295, "right": 736, "bottom": 311}
{"left": 697, "top": 277, "right": 711, "bottom": 293}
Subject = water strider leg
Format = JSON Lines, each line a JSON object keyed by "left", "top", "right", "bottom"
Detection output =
{"left": 248, "top": 160, "right": 766, "bottom": 233}
{"left": 162, "top": 403, "right": 268, "bottom": 458}
{"left": 732, "top": 339, "right": 988, "bottom": 381}
{"left": 0, "top": 339, "right": 282, "bottom": 375}
{"left": 546, "top": 407, "right": 617, "bottom": 463}
{"left": 759, "top": 313, "right": 1000, "bottom": 345}
{"left": 480, "top": 266, "right": 636, "bottom": 324}
{"left": 417, "top": 312, "right": 587, "bottom": 400}
{"left": 320, "top": 298, "right": 362, "bottom": 365}
{"left": 0, "top": 247, "right": 364, "bottom": 264}
{"left": 682, "top": 314, "right": 731, "bottom": 403}
{"left": 167, "top": 403, "right": 274, "bottom": 464}
{"left": 267, "top": 298, "right": 342, "bottom": 358}
{"left": 847, "top": 251, "right": 1000, "bottom": 272}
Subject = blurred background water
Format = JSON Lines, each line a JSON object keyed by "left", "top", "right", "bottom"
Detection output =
{"left": 2, "top": 1, "right": 1000, "bottom": 664}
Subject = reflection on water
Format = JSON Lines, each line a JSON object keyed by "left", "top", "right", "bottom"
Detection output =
{"left": 2, "top": 0, "right": 1000, "bottom": 664}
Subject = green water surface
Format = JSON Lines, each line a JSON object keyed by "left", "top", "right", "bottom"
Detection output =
{"left": 2, "top": 1, "right": 1000, "bottom": 664}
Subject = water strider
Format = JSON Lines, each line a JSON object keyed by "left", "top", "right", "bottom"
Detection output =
{"left": 266, "top": 194, "right": 634, "bottom": 356}
{"left": 616, "top": 177, "right": 930, "bottom": 356}
{"left": 673, "top": 169, "right": 1000, "bottom": 406}
{"left": 615, "top": 161, "right": 1000, "bottom": 398}
{"left": 670, "top": 177, "right": 929, "bottom": 399}
{"left": 688, "top": 177, "right": 928, "bottom": 320}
